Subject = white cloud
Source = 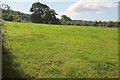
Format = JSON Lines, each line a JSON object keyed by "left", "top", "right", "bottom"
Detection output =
{"left": 63, "top": 0, "right": 117, "bottom": 17}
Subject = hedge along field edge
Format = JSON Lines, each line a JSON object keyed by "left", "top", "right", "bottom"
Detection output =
{"left": 118, "top": 1, "right": 120, "bottom": 78}
{"left": 0, "top": 0, "right": 2, "bottom": 79}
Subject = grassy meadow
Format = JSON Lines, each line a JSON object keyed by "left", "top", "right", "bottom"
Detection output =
{"left": 3, "top": 21, "right": 118, "bottom": 78}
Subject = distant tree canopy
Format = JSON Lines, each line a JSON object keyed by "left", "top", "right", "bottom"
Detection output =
{"left": 30, "top": 2, "right": 59, "bottom": 24}
{"left": 2, "top": 4, "right": 30, "bottom": 22}
{"left": 61, "top": 15, "right": 72, "bottom": 21}
{"left": 1, "top": 3, "right": 119, "bottom": 28}
{"left": 60, "top": 19, "right": 119, "bottom": 28}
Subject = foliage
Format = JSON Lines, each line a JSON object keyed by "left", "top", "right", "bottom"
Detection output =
{"left": 60, "top": 19, "right": 119, "bottom": 28}
{"left": 30, "top": 2, "right": 59, "bottom": 24}
{"left": 61, "top": 15, "right": 72, "bottom": 21}
{"left": 2, "top": 21, "right": 27, "bottom": 78}
{"left": 1, "top": 3, "right": 119, "bottom": 27}
{"left": 2, "top": 4, "right": 30, "bottom": 22}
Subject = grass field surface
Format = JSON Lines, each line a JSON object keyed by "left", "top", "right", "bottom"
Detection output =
{"left": 3, "top": 22, "right": 118, "bottom": 78}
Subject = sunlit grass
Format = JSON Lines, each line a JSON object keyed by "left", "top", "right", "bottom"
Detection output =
{"left": 3, "top": 21, "right": 118, "bottom": 78}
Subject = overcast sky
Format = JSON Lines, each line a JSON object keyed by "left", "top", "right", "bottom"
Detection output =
{"left": 1, "top": 0, "right": 119, "bottom": 21}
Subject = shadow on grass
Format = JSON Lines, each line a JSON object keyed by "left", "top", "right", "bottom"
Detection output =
{"left": 2, "top": 44, "right": 29, "bottom": 79}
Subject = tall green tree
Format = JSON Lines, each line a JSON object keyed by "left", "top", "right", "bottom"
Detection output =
{"left": 2, "top": 4, "right": 14, "bottom": 21}
{"left": 42, "top": 8, "right": 58, "bottom": 24}
{"left": 30, "top": 2, "right": 49, "bottom": 14}
{"left": 30, "top": 2, "right": 49, "bottom": 23}
{"left": 30, "top": 2, "right": 58, "bottom": 24}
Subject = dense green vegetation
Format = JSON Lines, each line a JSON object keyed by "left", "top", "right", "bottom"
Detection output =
{"left": 1, "top": 3, "right": 119, "bottom": 27}
{"left": 30, "top": 2, "right": 60, "bottom": 24}
{"left": 3, "top": 21, "right": 118, "bottom": 78}
{"left": 60, "top": 19, "right": 119, "bottom": 28}
{"left": 2, "top": 4, "right": 29, "bottom": 22}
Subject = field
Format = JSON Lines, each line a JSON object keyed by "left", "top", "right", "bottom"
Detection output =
{"left": 3, "top": 21, "right": 118, "bottom": 78}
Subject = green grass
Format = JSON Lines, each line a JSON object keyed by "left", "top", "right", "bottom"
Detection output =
{"left": 3, "top": 21, "right": 118, "bottom": 78}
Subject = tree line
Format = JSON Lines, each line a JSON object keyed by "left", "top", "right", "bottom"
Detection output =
{"left": 60, "top": 16, "right": 119, "bottom": 28}
{"left": 1, "top": 2, "right": 119, "bottom": 28}
{"left": 2, "top": 4, "right": 29, "bottom": 22}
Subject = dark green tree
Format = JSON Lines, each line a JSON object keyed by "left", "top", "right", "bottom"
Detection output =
{"left": 42, "top": 8, "right": 58, "bottom": 24}
{"left": 61, "top": 15, "right": 72, "bottom": 21}
{"left": 2, "top": 4, "right": 13, "bottom": 21}
{"left": 30, "top": 2, "right": 58, "bottom": 24}
{"left": 2, "top": 4, "right": 30, "bottom": 22}
{"left": 30, "top": 2, "right": 49, "bottom": 23}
